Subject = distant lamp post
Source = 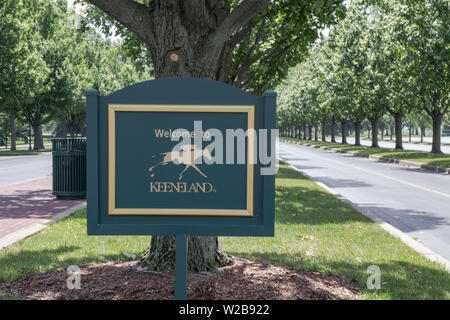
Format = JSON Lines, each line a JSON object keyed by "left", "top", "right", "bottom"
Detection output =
{"left": 28, "top": 124, "right": 32, "bottom": 151}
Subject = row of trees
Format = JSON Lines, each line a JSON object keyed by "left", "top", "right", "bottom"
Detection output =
{"left": 281, "top": 111, "right": 435, "bottom": 144}
{"left": 277, "top": 0, "right": 449, "bottom": 153}
{"left": 0, "top": 0, "right": 150, "bottom": 150}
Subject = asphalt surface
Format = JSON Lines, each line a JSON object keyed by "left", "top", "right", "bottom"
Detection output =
{"left": 278, "top": 141, "right": 450, "bottom": 261}
{"left": 0, "top": 152, "right": 52, "bottom": 187}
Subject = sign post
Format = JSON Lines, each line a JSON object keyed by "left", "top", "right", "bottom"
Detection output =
{"left": 87, "top": 78, "right": 277, "bottom": 300}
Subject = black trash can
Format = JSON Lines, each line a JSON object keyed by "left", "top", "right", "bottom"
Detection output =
{"left": 51, "top": 138, "right": 86, "bottom": 199}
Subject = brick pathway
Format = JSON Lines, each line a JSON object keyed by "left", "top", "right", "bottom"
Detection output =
{"left": 0, "top": 176, "right": 84, "bottom": 240}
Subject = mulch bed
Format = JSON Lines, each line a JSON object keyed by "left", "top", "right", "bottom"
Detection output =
{"left": 0, "top": 258, "right": 360, "bottom": 300}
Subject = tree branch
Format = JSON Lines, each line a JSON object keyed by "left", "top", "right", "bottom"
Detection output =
{"left": 202, "top": 0, "right": 269, "bottom": 64}
{"left": 84, "top": 0, "right": 154, "bottom": 46}
{"left": 215, "top": 0, "right": 269, "bottom": 41}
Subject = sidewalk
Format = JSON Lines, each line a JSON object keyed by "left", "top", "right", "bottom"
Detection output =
{"left": 0, "top": 176, "right": 85, "bottom": 248}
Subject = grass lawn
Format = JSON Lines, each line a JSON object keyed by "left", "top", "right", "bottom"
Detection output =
{"left": 282, "top": 137, "right": 450, "bottom": 169}
{"left": 1, "top": 163, "right": 449, "bottom": 299}
{"left": 0, "top": 149, "right": 52, "bottom": 156}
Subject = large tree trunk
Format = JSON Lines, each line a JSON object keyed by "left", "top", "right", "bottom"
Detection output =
{"left": 341, "top": 120, "right": 347, "bottom": 144}
{"left": 303, "top": 125, "right": 307, "bottom": 140}
{"left": 32, "top": 124, "right": 44, "bottom": 150}
{"left": 10, "top": 115, "right": 16, "bottom": 151}
{"left": 430, "top": 113, "right": 443, "bottom": 154}
{"left": 370, "top": 118, "right": 379, "bottom": 148}
{"left": 394, "top": 113, "right": 403, "bottom": 150}
{"left": 354, "top": 121, "right": 361, "bottom": 146}
{"left": 140, "top": 236, "right": 229, "bottom": 272}
{"left": 314, "top": 123, "right": 318, "bottom": 141}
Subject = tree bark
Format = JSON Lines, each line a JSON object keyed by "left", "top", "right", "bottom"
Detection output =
{"left": 430, "top": 113, "right": 443, "bottom": 154}
{"left": 420, "top": 126, "right": 425, "bottom": 142}
{"left": 341, "top": 120, "right": 347, "bottom": 144}
{"left": 321, "top": 121, "right": 326, "bottom": 141}
{"left": 10, "top": 115, "right": 16, "bottom": 151}
{"left": 314, "top": 124, "right": 318, "bottom": 141}
{"left": 303, "top": 125, "right": 307, "bottom": 140}
{"left": 354, "top": 121, "right": 361, "bottom": 146}
{"left": 394, "top": 113, "right": 403, "bottom": 150}
{"left": 32, "top": 124, "right": 44, "bottom": 150}
{"left": 370, "top": 118, "right": 379, "bottom": 148}
{"left": 331, "top": 117, "right": 336, "bottom": 143}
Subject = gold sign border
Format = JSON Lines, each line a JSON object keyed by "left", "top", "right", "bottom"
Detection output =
{"left": 108, "top": 104, "right": 255, "bottom": 216}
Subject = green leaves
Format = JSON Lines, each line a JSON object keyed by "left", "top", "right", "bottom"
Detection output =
{"left": 277, "top": 0, "right": 449, "bottom": 134}
{"left": 1, "top": 0, "right": 151, "bottom": 135}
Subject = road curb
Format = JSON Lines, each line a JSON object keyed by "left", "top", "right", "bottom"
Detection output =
{"left": 279, "top": 156, "right": 450, "bottom": 273}
{"left": 0, "top": 202, "right": 86, "bottom": 250}
{"left": 281, "top": 139, "right": 450, "bottom": 175}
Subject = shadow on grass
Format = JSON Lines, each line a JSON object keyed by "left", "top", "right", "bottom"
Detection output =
{"left": 226, "top": 250, "right": 450, "bottom": 300}
{"left": 0, "top": 245, "right": 136, "bottom": 283}
{"left": 0, "top": 211, "right": 147, "bottom": 283}
{"left": 275, "top": 166, "right": 371, "bottom": 225}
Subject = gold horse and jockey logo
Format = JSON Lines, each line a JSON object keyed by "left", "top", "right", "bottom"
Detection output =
{"left": 149, "top": 144, "right": 212, "bottom": 180}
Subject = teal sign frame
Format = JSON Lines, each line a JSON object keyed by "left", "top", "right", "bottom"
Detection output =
{"left": 86, "top": 78, "right": 276, "bottom": 238}
{"left": 86, "top": 78, "right": 276, "bottom": 299}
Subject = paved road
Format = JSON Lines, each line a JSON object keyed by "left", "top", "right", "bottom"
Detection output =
{"left": 326, "top": 137, "right": 450, "bottom": 154}
{"left": 0, "top": 153, "right": 52, "bottom": 187}
{"left": 278, "top": 141, "right": 450, "bottom": 261}
{"left": 406, "top": 136, "right": 450, "bottom": 144}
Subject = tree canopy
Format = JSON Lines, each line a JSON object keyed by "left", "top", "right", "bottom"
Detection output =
{"left": 81, "top": 0, "right": 346, "bottom": 95}
{"left": 0, "top": 0, "right": 150, "bottom": 149}
{"left": 277, "top": 0, "right": 449, "bottom": 152}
